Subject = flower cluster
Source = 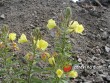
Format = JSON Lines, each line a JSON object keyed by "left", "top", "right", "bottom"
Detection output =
{"left": 56, "top": 68, "right": 78, "bottom": 78}
{"left": 68, "top": 21, "right": 84, "bottom": 34}
{"left": 0, "top": 7, "right": 85, "bottom": 83}
{"left": 45, "top": 8, "right": 84, "bottom": 82}
{"left": 47, "top": 19, "right": 84, "bottom": 34}
{"left": 9, "top": 33, "right": 28, "bottom": 43}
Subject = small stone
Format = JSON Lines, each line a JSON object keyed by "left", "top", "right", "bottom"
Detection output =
{"left": 84, "top": 80, "right": 92, "bottom": 83}
{"left": 108, "top": 36, "right": 110, "bottom": 44}
{"left": 0, "top": 14, "right": 5, "bottom": 19}
{"left": 108, "top": 65, "right": 110, "bottom": 69}
{"left": 105, "top": 46, "right": 110, "bottom": 53}
{"left": 101, "top": 31, "right": 109, "bottom": 40}
{"left": 78, "top": 58, "right": 82, "bottom": 62}
{"left": 50, "top": 31, "right": 55, "bottom": 37}
{"left": 0, "top": 1, "right": 4, "bottom": 7}
{"left": 100, "top": 28, "right": 104, "bottom": 31}
{"left": 30, "top": 24, "right": 35, "bottom": 29}
{"left": 71, "top": 0, "right": 79, "bottom": 3}
{"left": 98, "top": 70, "right": 103, "bottom": 74}
{"left": 100, "top": 73, "right": 108, "bottom": 78}
{"left": 95, "top": 76, "right": 103, "bottom": 82}
{"left": 106, "top": 76, "right": 110, "bottom": 81}
{"left": 100, "top": 59, "right": 105, "bottom": 64}
{"left": 81, "top": 70, "right": 89, "bottom": 77}
{"left": 91, "top": 56, "right": 98, "bottom": 61}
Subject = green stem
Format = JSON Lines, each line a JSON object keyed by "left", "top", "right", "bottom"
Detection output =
{"left": 28, "top": 62, "right": 32, "bottom": 83}
{"left": 27, "top": 43, "right": 36, "bottom": 83}
{"left": 55, "top": 77, "right": 60, "bottom": 83}
{"left": 61, "top": 31, "right": 66, "bottom": 54}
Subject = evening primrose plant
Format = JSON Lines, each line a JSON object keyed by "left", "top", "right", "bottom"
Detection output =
{"left": 0, "top": 7, "right": 84, "bottom": 83}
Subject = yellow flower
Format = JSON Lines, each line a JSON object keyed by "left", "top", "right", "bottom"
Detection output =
{"left": 56, "top": 69, "right": 63, "bottom": 78}
{"left": 37, "top": 39, "right": 48, "bottom": 50}
{"left": 9, "top": 33, "right": 16, "bottom": 41}
{"left": 48, "top": 57, "right": 55, "bottom": 65}
{"left": 69, "top": 21, "right": 79, "bottom": 29}
{"left": 74, "top": 24, "right": 84, "bottom": 34}
{"left": 68, "top": 21, "right": 84, "bottom": 34}
{"left": 18, "top": 34, "right": 28, "bottom": 44}
{"left": 47, "top": 19, "right": 56, "bottom": 30}
{"left": 68, "top": 70, "right": 78, "bottom": 78}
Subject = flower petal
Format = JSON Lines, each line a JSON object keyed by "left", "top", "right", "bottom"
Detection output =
{"left": 18, "top": 34, "right": 28, "bottom": 44}
{"left": 56, "top": 69, "right": 63, "bottom": 78}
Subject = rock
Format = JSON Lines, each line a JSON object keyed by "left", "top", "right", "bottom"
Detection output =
{"left": 94, "top": 76, "right": 104, "bottom": 83}
{"left": 84, "top": 80, "right": 92, "bottom": 83}
{"left": 50, "top": 31, "right": 55, "bottom": 37}
{"left": 81, "top": 70, "right": 89, "bottom": 77}
{"left": 89, "top": 11, "right": 102, "bottom": 18}
{"left": 100, "top": 73, "right": 108, "bottom": 80}
{"left": 108, "top": 36, "right": 110, "bottom": 44}
{"left": 71, "top": 0, "right": 79, "bottom": 3}
{"left": 78, "top": 58, "right": 82, "bottom": 62}
{"left": 105, "top": 46, "right": 110, "bottom": 53}
{"left": 0, "top": 14, "right": 5, "bottom": 19}
{"left": 0, "top": 1, "right": 4, "bottom": 7}
{"left": 108, "top": 65, "right": 110, "bottom": 69}
{"left": 100, "top": 59, "right": 105, "bottom": 65}
{"left": 101, "top": 75, "right": 110, "bottom": 82}
{"left": 91, "top": 56, "right": 98, "bottom": 61}
{"left": 101, "top": 31, "right": 109, "bottom": 40}
{"left": 30, "top": 24, "right": 35, "bottom": 29}
{"left": 105, "top": 76, "right": 110, "bottom": 82}
{"left": 98, "top": 70, "right": 103, "bottom": 74}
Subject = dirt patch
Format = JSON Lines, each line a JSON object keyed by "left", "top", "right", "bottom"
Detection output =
{"left": 0, "top": 0, "right": 110, "bottom": 83}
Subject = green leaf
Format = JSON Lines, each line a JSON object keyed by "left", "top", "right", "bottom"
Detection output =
{"left": 31, "top": 78, "right": 42, "bottom": 83}
{"left": 61, "top": 80, "right": 68, "bottom": 83}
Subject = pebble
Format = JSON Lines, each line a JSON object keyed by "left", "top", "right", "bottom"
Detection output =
{"left": 101, "top": 31, "right": 109, "bottom": 40}
{"left": 108, "top": 65, "right": 110, "bottom": 69}
{"left": 105, "top": 76, "right": 110, "bottom": 81}
{"left": 100, "top": 73, "right": 108, "bottom": 78}
{"left": 105, "top": 46, "right": 110, "bottom": 53}
{"left": 84, "top": 81, "right": 92, "bottom": 83}
{"left": 0, "top": 14, "right": 5, "bottom": 19}
{"left": 108, "top": 36, "right": 110, "bottom": 44}
{"left": 98, "top": 70, "right": 103, "bottom": 74}
{"left": 91, "top": 56, "right": 98, "bottom": 61}
{"left": 94, "top": 76, "right": 104, "bottom": 82}
{"left": 30, "top": 24, "right": 35, "bottom": 29}
{"left": 71, "top": 0, "right": 79, "bottom": 3}
{"left": 78, "top": 58, "right": 82, "bottom": 62}
{"left": 0, "top": 1, "right": 4, "bottom": 7}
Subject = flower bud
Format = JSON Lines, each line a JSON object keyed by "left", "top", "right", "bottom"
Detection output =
{"left": 41, "top": 52, "right": 50, "bottom": 60}
{"left": 48, "top": 57, "right": 55, "bottom": 65}
{"left": 25, "top": 53, "right": 34, "bottom": 61}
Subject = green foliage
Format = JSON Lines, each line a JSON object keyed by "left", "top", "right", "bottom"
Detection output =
{"left": 0, "top": 7, "right": 84, "bottom": 83}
